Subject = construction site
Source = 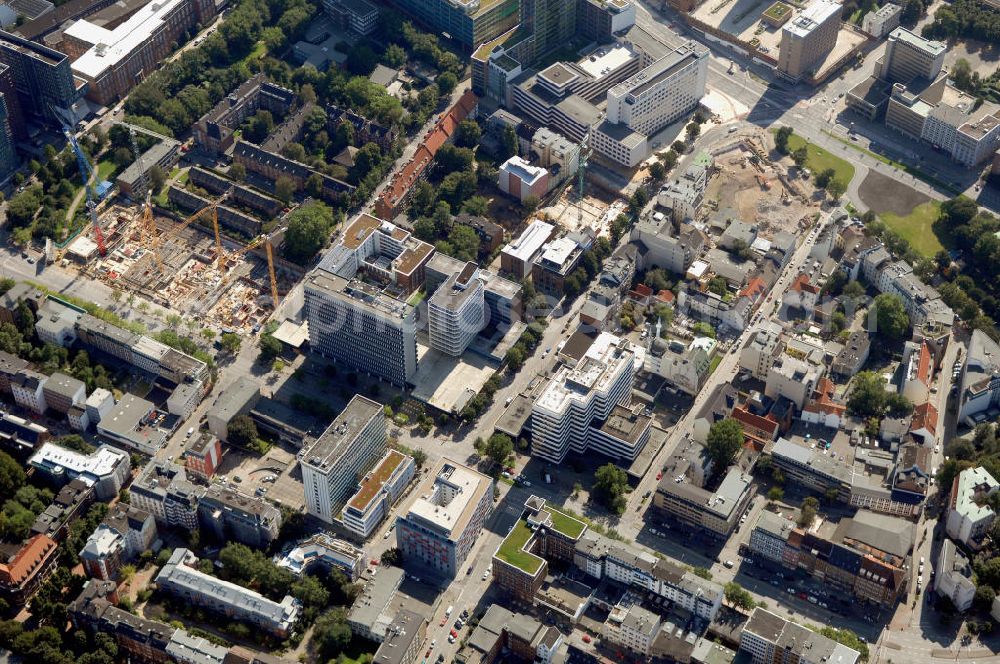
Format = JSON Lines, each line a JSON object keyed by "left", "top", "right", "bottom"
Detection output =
{"left": 703, "top": 135, "right": 818, "bottom": 236}
{"left": 63, "top": 199, "right": 298, "bottom": 334}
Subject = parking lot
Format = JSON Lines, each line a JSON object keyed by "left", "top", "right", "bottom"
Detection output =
{"left": 210, "top": 443, "right": 305, "bottom": 510}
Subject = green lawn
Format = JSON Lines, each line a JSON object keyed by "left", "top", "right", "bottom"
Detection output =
{"left": 709, "top": 355, "right": 723, "bottom": 374}
{"left": 544, "top": 505, "right": 586, "bottom": 538}
{"left": 97, "top": 158, "right": 117, "bottom": 182}
{"left": 785, "top": 133, "right": 855, "bottom": 186}
{"left": 879, "top": 200, "right": 945, "bottom": 256}
{"left": 496, "top": 519, "right": 544, "bottom": 574}
{"left": 238, "top": 40, "right": 267, "bottom": 66}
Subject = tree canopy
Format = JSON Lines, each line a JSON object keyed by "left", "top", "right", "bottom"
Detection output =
{"left": 706, "top": 418, "right": 743, "bottom": 470}
{"left": 283, "top": 200, "right": 338, "bottom": 264}
{"left": 593, "top": 463, "right": 629, "bottom": 515}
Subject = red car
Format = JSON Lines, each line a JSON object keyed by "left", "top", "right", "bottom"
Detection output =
{"left": 450, "top": 630, "right": 458, "bottom": 638}
{"left": 370, "top": 559, "right": 379, "bottom": 566}
{"left": 440, "top": 618, "right": 447, "bottom": 626}
{"left": 582, "top": 635, "right": 592, "bottom": 643}
{"left": 425, "top": 650, "right": 431, "bottom": 658}
{"left": 656, "top": 471, "right": 663, "bottom": 480}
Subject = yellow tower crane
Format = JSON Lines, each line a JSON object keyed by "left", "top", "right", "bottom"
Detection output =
{"left": 216, "top": 232, "right": 281, "bottom": 309}
{"left": 149, "top": 201, "right": 224, "bottom": 271}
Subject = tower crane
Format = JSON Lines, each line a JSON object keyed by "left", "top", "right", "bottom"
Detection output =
{"left": 217, "top": 231, "right": 281, "bottom": 308}
{"left": 62, "top": 127, "right": 106, "bottom": 256}
{"left": 150, "top": 201, "right": 223, "bottom": 271}
{"left": 577, "top": 132, "right": 592, "bottom": 229}
{"left": 128, "top": 125, "right": 156, "bottom": 240}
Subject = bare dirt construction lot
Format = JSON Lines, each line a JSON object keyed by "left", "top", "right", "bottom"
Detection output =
{"left": 857, "top": 170, "right": 930, "bottom": 216}
{"left": 703, "top": 140, "right": 819, "bottom": 237}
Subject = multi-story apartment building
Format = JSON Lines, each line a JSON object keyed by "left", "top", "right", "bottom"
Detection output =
{"left": 11, "top": 369, "right": 47, "bottom": 414}
{"left": 42, "top": 372, "right": 87, "bottom": 415}
{"left": 428, "top": 262, "right": 486, "bottom": 357}
{"left": 64, "top": 0, "right": 216, "bottom": 105}
{"left": 777, "top": 0, "right": 841, "bottom": 81}
{"left": 372, "top": 610, "right": 426, "bottom": 664}
{"left": 958, "top": 329, "right": 1000, "bottom": 425}
{"left": 327, "top": 104, "right": 398, "bottom": 151}
{"left": 80, "top": 527, "right": 124, "bottom": 581}
{"left": 740, "top": 322, "right": 785, "bottom": 380}
{"left": 945, "top": 466, "right": 999, "bottom": 546}
{"left": 630, "top": 214, "right": 706, "bottom": 274}
{"left": 342, "top": 449, "right": 415, "bottom": 540}
{"left": 531, "top": 332, "right": 638, "bottom": 464}
{"left": 593, "top": 42, "right": 709, "bottom": 167}
{"left": 300, "top": 395, "right": 387, "bottom": 524}
{"left": 532, "top": 235, "right": 587, "bottom": 295}
{"left": 275, "top": 534, "right": 366, "bottom": 581}
{"left": 0, "top": 349, "right": 26, "bottom": 396}
{"left": 530, "top": 127, "right": 579, "bottom": 184}
{"left": 493, "top": 495, "right": 588, "bottom": 601}
{"left": 573, "top": 532, "right": 724, "bottom": 620}
{"left": 0, "top": 410, "right": 49, "bottom": 455}
{"left": 644, "top": 336, "right": 714, "bottom": 396}
{"left": 747, "top": 509, "right": 913, "bottom": 607}
{"left": 764, "top": 356, "right": 821, "bottom": 410}
{"left": 29, "top": 442, "right": 130, "bottom": 500}
{"left": 653, "top": 446, "right": 754, "bottom": 538}
{"left": 464, "top": 604, "right": 564, "bottom": 664}
{"left": 156, "top": 549, "right": 301, "bottom": 637}
{"left": 740, "top": 609, "right": 860, "bottom": 664}
{"left": 192, "top": 73, "right": 294, "bottom": 155}
{"left": 101, "top": 505, "right": 157, "bottom": 559}
{"left": 129, "top": 461, "right": 201, "bottom": 530}
{"left": 935, "top": 539, "right": 975, "bottom": 612}
{"left": 197, "top": 485, "right": 282, "bottom": 549}
{"left": 396, "top": 460, "right": 493, "bottom": 578}
{"left": 0, "top": 534, "right": 59, "bottom": 606}
{"left": 0, "top": 30, "right": 86, "bottom": 126}
{"left": 232, "top": 141, "right": 356, "bottom": 204}
{"left": 183, "top": 432, "right": 222, "bottom": 479}
{"left": 31, "top": 479, "right": 95, "bottom": 542}
{"left": 603, "top": 604, "right": 660, "bottom": 656}
{"left": 346, "top": 566, "right": 405, "bottom": 641}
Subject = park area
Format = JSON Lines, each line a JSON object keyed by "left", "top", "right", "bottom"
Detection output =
{"left": 857, "top": 170, "right": 946, "bottom": 256}
{"left": 785, "top": 134, "right": 855, "bottom": 186}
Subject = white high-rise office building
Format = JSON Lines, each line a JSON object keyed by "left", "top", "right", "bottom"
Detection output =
{"left": 531, "top": 333, "right": 636, "bottom": 463}
{"left": 427, "top": 263, "right": 486, "bottom": 357}
{"left": 300, "top": 396, "right": 386, "bottom": 524}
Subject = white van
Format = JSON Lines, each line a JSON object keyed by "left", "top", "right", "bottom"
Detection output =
{"left": 186, "top": 426, "right": 194, "bottom": 438}
{"left": 445, "top": 606, "right": 454, "bottom": 618}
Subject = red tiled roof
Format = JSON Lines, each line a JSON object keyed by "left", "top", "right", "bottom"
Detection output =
{"left": 790, "top": 273, "right": 820, "bottom": 294}
{"left": 656, "top": 289, "right": 675, "bottom": 303}
{"left": 633, "top": 284, "right": 653, "bottom": 297}
{"left": 916, "top": 342, "right": 932, "bottom": 385}
{"left": 376, "top": 90, "right": 478, "bottom": 218}
{"left": 739, "top": 276, "right": 766, "bottom": 300}
{"left": 910, "top": 401, "right": 938, "bottom": 435}
{"left": 0, "top": 534, "right": 57, "bottom": 587}
{"left": 732, "top": 407, "right": 779, "bottom": 434}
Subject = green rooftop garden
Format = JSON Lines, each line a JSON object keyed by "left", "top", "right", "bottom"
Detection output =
{"left": 763, "top": 2, "right": 792, "bottom": 20}
{"left": 496, "top": 519, "right": 544, "bottom": 575}
{"left": 543, "top": 505, "right": 586, "bottom": 539}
